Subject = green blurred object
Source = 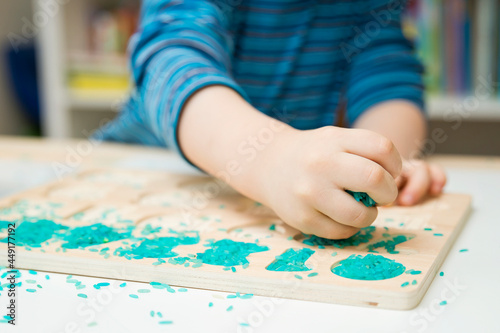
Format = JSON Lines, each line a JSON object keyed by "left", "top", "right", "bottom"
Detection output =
{"left": 346, "top": 190, "right": 377, "bottom": 207}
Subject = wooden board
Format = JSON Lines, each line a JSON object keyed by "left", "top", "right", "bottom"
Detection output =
{"left": 0, "top": 168, "right": 471, "bottom": 310}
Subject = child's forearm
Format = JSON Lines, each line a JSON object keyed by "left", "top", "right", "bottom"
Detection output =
{"left": 353, "top": 100, "right": 446, "bottom": 205}
{"left": 179, "top": 85, "right": 403, "bottom": 239}
{"left": 178, "top": 85, "right": 294, "bottom": 203}
{"left": 352, "top": 100, "right": 426, "bottom": 160}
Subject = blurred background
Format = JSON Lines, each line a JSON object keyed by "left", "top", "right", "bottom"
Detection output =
{"left": 0, "top": 0, "right": 499, "bottom": 155}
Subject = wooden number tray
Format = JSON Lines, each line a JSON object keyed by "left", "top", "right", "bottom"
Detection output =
{"left": 0, "top": 168, "right": 471, "bottom": 309}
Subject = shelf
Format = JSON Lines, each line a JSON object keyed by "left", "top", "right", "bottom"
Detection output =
{"left": 427, "top": 96, "right": 500, "bottom": 121}
{"left": 67, "top": 52, "right": 129, "bottom": 74}
{"left": 65, "top": 89, "right": 500, "bottom": 122}
{"left": 67, "top": 88, "right": 128, "bottom": 111}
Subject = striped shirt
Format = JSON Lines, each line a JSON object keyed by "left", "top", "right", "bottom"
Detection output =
{"left": 100, "top": 0, "right": 424, "bottom": 161}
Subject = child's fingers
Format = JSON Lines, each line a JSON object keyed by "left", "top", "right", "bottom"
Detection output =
{"left": 333, "top": 153, "right": 398, "bottom": 206}
{"left": 395, "top": 174, "right": 407, "bottom": 189}
{"left": 311, "top": 188, "right": 377, "bottom": 228}
{"left": 398, "top": 162, "right": 431, "bottom": 206}
{"left": 429, "top": 163, "right": 447, "bottom": 195}
{"left": 340, "top": 129, "right": 402, "bottom": 179}
{"left": 299, "top": 211, "right": 360, "bottom": 240}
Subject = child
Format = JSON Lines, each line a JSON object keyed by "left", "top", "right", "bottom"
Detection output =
{"left": 101, "top": 0, "right": 446, "bottom": 239}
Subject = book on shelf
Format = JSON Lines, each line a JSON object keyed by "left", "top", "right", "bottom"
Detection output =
{"left": 63, "top": 1, "right": 500, "bottom": 103}
{"left": 67, "top": 72, "right": 131, "bottom": 92}
{"left": 66, "top": 1, "right": 139, "bottom": 96}
{"left": 497, "top": 0, "right": 500, "bottom": 97}
{"left": 404, "top": 0, "right": 500, "bottom": 100}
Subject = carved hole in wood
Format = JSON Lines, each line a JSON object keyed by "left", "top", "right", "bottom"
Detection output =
{"left": 47, "top": 183, "right": 113, "bottom": 200}
{"left": 176, "top": 176, "right": 237, "bottom": 196}
{"left": 226, "top": 219, "right": 285, "bottom": 239}
{"left": 137, "top": 190, "right": 196, "bottom": 207}
{"left": 293, "top": 233, "right": 306, "bottom": 242}
{"left": 135, "top": 214, "right": 215, "bottom": 235}
{"left": 77, "top": 170, "right": 158, "bottom": 188}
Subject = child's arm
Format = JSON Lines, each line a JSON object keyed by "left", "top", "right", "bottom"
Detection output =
{"left": 109, "top": 1, "right": 400, "bottom": 239}
{"left": 352, "top": 101, "right": 426, "bottom": 159}
{"left": 119, "top": 0, "right": 417, "bottom": 239}
{"left": 353, "top": 100, "right": 447, "bottom": 206}
{"left": 179, "top": 85, "right": 402, "bottom": 239}
{"left": 341, "top": 1, "right": 446, "bottom": 205}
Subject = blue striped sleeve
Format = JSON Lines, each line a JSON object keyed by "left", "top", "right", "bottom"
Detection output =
{"left": 130, "top": 0, "right": 248, "bottom": 158}
{"left": 344, "top": 0, "right": 425, "bottom": 126}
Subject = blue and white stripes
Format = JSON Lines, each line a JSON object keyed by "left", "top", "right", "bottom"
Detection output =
{"left": 101, "top": 0, "right": 424, "bottom": 160}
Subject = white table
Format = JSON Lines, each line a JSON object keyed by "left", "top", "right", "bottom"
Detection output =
{"left": 0, "top": 138, "right": 499, "bottom": 333}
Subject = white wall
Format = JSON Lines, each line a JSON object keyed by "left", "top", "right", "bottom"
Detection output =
{"left": 0, "top": 1, "right": 33, "bottom": 135}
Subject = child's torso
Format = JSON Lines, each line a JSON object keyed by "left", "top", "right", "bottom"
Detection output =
{"left": 227, "top": 0, "right": 366, "bottom": 128}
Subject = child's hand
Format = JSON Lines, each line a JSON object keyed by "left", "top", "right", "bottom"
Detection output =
{"left": 395, "top": 159, "right": 447, "bottom": 206}
{"left": 258, "top": 126, "right": 402, "bottom": 239}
